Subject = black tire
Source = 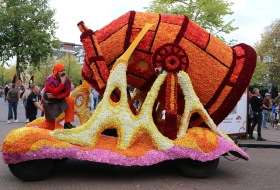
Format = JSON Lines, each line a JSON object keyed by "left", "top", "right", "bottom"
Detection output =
{"left": 177, "top": 158, "right": 219, "bottom": 178}
{"left": 8, "top": 159, "right": 56, "bottom": 181}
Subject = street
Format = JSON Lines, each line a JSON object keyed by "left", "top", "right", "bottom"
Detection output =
{"left": 0, "top": 97, "right": 280, "bottom": 190}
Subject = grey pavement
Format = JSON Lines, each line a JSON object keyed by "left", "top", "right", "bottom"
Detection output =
{"left": 0, "top": 97, "right": 280, "bottom": 190}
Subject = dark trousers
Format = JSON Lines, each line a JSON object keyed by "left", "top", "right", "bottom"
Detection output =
{"left": 250, "top": 111, "right": 263, "bottom": 138}
{"left": 93, "top": 97, "right": 98, "bottom": 109}
{"left": 8, "top": 102, "right": 17, "bottom": 120}
{"left": 23, "top": 101, "right": 28, "bottom": 119}
{"left": 27, "top": 113, "right": 37, "bottom": 122}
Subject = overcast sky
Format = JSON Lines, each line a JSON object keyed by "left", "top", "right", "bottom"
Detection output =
{"left": 49, "top": 0, "right": 279, "bottom": 46}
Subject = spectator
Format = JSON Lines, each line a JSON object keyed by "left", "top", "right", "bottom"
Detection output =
{"left": 271, "top": 102, "right": 279, "bottom": 130}
{"left": 26, "top": 85, "right": 44, "bottom": 122}
{"left": 40, "top": 87, "right": 45, "bottom": 117}
{"left": 21, "top": 86, "right": 31, "bottom": 123}
{"left": 70, "top": 83, "right": 75, "bottom": 95}
{"left": 0, "top": 86, "right": 3, "bottom": 98}
{"left": 89, "top": 89, "right": 94, "bottom": 111}
{"left": 6, "top": 83, "right": 19, "bottom": 124}
{"left": 92, "top": 88, "right": 99, "bottom": 109}
{"left": 262, "top": 93, "right": 271, "bottom": 129}
{"left": 273, "top": 92, "right": 280, "bottom": 104}
{"left": 4, "top": 84, "right": 9, "bottom": 102}
{"left": 248, "top": 88, "right": 266, "bottom": 141}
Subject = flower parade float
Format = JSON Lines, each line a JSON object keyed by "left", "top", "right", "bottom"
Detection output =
{"left": 1, "top": 11, "right": 256, "bottom": 181}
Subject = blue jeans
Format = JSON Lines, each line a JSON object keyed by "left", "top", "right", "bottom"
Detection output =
{"left": 8, "top": 101, "right": 18, "bottom": 120}
{"left": 262, "top": 110, "right": 269, "bottom": 128}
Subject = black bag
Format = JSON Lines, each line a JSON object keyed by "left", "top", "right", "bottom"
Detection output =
{"left": 42, "top": 98, "right": 68, "bottom": 121}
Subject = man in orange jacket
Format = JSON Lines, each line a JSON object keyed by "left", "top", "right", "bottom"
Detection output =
{"left": 43, "top": 63, "right": 75, "bottom": 130}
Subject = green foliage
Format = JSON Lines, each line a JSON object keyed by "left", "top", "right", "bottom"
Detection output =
{"left": 0, "top": 0, "right": 58, "bottom": 73}
{"left": 253, "top": 19, "right": 280, "bottom": 89}
{"left": 30, "top": 54, "right": 82, "bottom": 87}
{"left": 250, "top": 59, "right": 269, "bottom": 88}
{"left": 144, "top": 0, "right": 238, "bottom": 42}
{"left": 33, "top": 57, "right": 55, "bottom": 86}
{"left": 0, "top": 65, "right": 16, "bottom": 85}
{"left": 59, "top": 53, "right": 82, "bottom": 86}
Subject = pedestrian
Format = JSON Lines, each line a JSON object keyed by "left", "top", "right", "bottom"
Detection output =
{"left": 271, "top": 102, "right": 279, "bottom": 130}
{"left": 37, "top": 86, "right": 42, "bottom": 101}
{"left": 42, "top": 63, "right": 75, "bottom": 130}
{"left": 4, "top": 84, "right": 9, "bottom": 102}
{"left": 21, "top": 86, "right": 31, "bottom": 123}
{"left": 0, "top": 86, "right": 3, "bottom": 98}
{"left": 70, "top": 83, "right": 75, "bottom": 95}
{"left": 40, "top": 87, "right": 45, "bottom": 117}
{"left": 92, "top": 88, "right": 99, "bottom": 109}
{"left": 262, "top": 92, "right": 271, "bottom": 129}
{"left": 26, "top": 85, "right": 44, "bottom": 122}
{"left": 273, "top": 92, "right": 280, "bottom": 104}
{"left": 248, "top": 88, "right": 266, "bottom": 141}
{"left": 247, "top": 103, "right": 253, "bottom": 129}
{"left": 89, "top": 89, "right": 94, "bottom": 111}
{"left": 6, "top": 83, "right": 19, "bottom": 124}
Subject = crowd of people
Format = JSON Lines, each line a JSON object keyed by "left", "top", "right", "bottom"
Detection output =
{"left": 248, "top": 88, "right": 280, "bottom": 141}
{"left": 1, "top": 63, "right": 101, "bottom": 127}
{"left": 2, "top": 83, "right": 45, "bottom": 124}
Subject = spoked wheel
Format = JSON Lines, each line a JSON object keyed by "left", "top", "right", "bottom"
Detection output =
{"left": 177, "top": 158, "right": 219, "bottom": 178}
{"left": 8, "top": 159, "right": 56, "bottom": 181}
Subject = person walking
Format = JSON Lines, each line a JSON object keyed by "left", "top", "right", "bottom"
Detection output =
{"left": 4, "top": 84, "right": 10, "bottom": 102}
{"left": 271, "top": 102, "right": 279, "bottom": 130}
{"left": 273, "top": 92, "right": 280, "bottom": 105}
{"left": 26, "top": 85, "right": 44, "bottom": 122}
{"left": 92, "top": 88, "right": 99, "bottom": 109}
{"left": 21, "top": 86, "right": 31, "bottom": 123}
{"left": 6, "top": 83, "right": 19, "bottom": 123}
{"left": 0, "top": 86, "right": 3, "bottom": 98}
{"left": 40, "top": 87, "right": 45, "bottom": 117}
{"left": 262, "top": 93, "right": 271, "bottom": 129}
{"left": 248, "top": 88, "right": 266, "bottom": 141}
{"left": 89, "top": 89, "right": 94, "bottom": 111}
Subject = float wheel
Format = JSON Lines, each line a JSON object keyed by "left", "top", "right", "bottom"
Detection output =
{"left": 177, "top": 158, "right": 219, "bottom": 178}
{"left": 8, "top": 159, "right": 56, "bottom": 181}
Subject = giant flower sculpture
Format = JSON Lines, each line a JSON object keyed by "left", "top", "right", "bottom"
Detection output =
{"left": 1, "top": 11, "right": 256, "bottom": 180}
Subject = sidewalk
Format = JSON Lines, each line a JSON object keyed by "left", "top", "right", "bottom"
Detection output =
{"left": 236, "top": 123, "right": 280, "bottom": 146}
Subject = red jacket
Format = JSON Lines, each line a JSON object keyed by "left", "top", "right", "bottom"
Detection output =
{"left": 44, "top": 74, "right": 71, "bottom": 99}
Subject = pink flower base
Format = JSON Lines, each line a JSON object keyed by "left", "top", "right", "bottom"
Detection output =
{"left": 2, "top": 136, "right": 249, "bottom": 165}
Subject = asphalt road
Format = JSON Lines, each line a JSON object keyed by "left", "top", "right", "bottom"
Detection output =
{"left": 0, "top": 97, "right": 280, "bottom": 190}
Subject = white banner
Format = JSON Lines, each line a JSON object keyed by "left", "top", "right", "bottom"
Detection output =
{"left": 218, "top": 90, "right": 248, "bottom": 135}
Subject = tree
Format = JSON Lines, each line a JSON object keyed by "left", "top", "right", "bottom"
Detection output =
{"left": 0, "top": 0, "right": 59, "bottom": 84}
{"left": 33, "top": 57, "right": 55, "bottom": 86}
{"left": 144, "top": 0, "right": 238, "bottom": 42}
{"left": 249, "top": 57, "right": 269, "bottom": 88}
{"left": 32, "top": 54, "right": 82, "bottom": 87}
{"left": 253, "top": 19, "right": 280, "bottom": 93}
{"left": 59, "top": 53, "right": 82, "bottom": 86}
{"left": 1, "top": 65, "right": 16, "bottom": 85}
